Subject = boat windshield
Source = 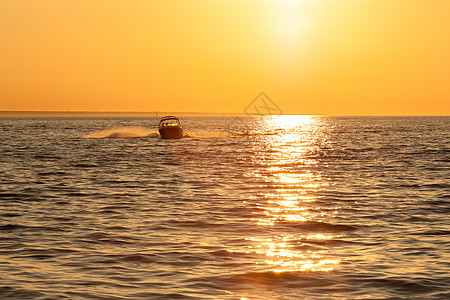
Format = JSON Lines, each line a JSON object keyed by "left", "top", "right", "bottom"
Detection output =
{"left": 159, "top": 118, "right": 181, "bottom": 127}
{"left": 161, "top": 121, "right": 178, "bottom": 127}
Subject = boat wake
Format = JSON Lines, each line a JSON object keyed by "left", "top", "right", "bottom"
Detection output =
{"left": 184, "top": 130, "right": 282, "bottom": 138}
{"left": 83, "top": 126, "right": 158, "bottom": 138}
{"left": 183, "top": 131, "right": 229, "bottom": 138}
{"left": 83, "top": 128, "right": 283, "bottom": 139}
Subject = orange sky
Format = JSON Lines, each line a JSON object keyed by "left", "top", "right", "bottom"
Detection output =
{"left": 1, "top": 0, "right": 449, "bottom": 115}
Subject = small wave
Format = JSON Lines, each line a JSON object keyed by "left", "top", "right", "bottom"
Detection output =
{"left": 107, "top": 254, "right": 157, "bottom": 264}
{"left": 1, "top": 213, "right": 22, "bottom": 218}
{"left": 418, "top": 230, "right": 450, "bottom": 236}
{"left": 210, "top": 249, "right": 260, "bottom": 259}
{"left": 0, "top": 287, "right": 44, "bottom": 299}
{"left": 404, "top": 216, "right": 433, "bottom": 223}
{"left": 0, "top": 224, "right": 66, "bottom": 232}
{"left": 0, "top": 224, "right": 27, "bottom": 230}
{"left": 209, "top": 270, "right": 332, "bottom": 287}
{"left": 360, "top": 276, "right": 443, "bottom": 294}
{"left": 184, "top": 130, "right": 282, "bottom": 138}
{"left": 37, "top": 171, "right": 67, "bottom": 176}
{"left": 24, "top": 254, "right": 55, "bottom": 260}
{"left": 299, "top": 238, "right": 356, "bottom": 246}
{"left": 183, "top": 131, "right": 240, "bottom": 138}
{"left": 0, "top": 192, "right": 26, "bottom": 199}
{"left": 83, "top": 126, "right": 157, "bottom": 138}
{"left": 71, "top": 162, "right": 99, "bottom": 168}
{"left": 284, "top": 221, "right": 357, "bottom": 232}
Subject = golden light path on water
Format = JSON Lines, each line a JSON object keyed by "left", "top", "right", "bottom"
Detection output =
{"left": 230, "top": 115, "right": 341, "bottom": 273}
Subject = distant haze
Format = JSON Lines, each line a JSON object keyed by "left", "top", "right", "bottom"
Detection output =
{"left": 1, "top": 0, "right": 449, "bottom": 115}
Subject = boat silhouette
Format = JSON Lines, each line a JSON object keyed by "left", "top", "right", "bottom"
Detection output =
{"left": 158, "top": 116, "right": 183, "bottom": 139}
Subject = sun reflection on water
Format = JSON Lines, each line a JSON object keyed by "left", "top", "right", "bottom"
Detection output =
{"left": 239, "top": 115, "right": 341, "bottom": 272}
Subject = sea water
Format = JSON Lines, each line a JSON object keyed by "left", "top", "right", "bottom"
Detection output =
{"left": 0, "top": 116, "right": 449, "bottom": 299}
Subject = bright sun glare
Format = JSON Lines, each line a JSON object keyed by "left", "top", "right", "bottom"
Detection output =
{"left": 274, "top": 0, "right": 311, "bottom": 34}
{"left": 236, "top": 114, "right": 339, "bottom": 273}
{"left": 268, "top": 0, "right": 313, "bottom": 66}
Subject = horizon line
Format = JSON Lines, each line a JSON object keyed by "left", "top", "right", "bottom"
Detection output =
{"left": 0, "top": 111, "right": 449, "bottom": 117}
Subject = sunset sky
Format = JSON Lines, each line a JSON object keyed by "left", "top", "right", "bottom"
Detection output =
{"left": 1, "top": 0, "right": 449, "bottom": 115}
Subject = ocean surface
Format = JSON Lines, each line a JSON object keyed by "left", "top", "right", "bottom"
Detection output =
{"left": 0, "top": 115, "right": 449, "bottom": 300}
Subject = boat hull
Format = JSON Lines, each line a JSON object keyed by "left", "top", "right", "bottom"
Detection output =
{"left": 159, "top": 127, "right": 183, "bottom": 139}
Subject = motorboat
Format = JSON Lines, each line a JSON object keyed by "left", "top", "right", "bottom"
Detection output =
{"left": 158, "top": 116, "right": 183, "bottom": 139}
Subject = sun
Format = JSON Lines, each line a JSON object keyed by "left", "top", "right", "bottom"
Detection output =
{"left": 278, "top": 0, "right": 306, "bottom": 4}
{"left": 267, "top": 0, "right": 313, "bottom": 66}
{"left": 274, "top": 0, "right": 311, "bottom": 35}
